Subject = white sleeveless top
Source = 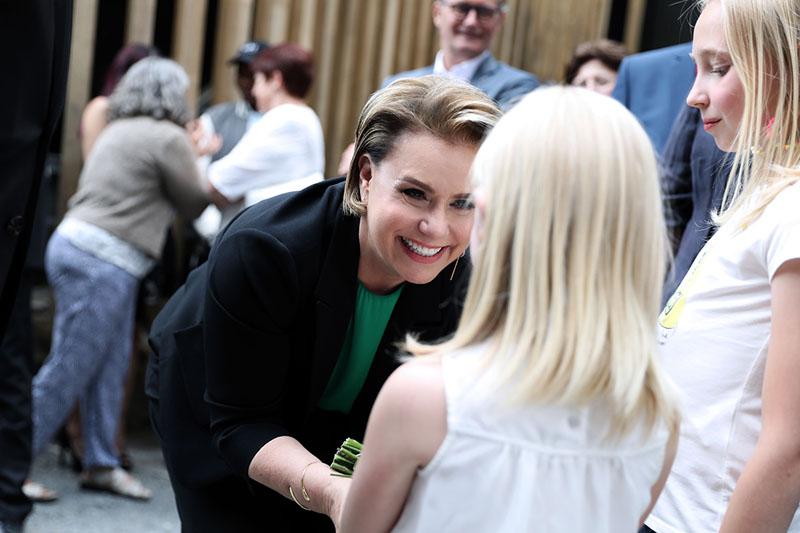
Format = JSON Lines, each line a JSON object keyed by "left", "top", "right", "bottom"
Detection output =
{"left": 392, "top": 345, "right": 669, "bottom": 533}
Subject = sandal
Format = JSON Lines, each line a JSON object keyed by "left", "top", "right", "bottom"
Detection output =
{"left": 80, "top": 468, "right": 152, "bottom": 501}
{"left": 22, "top": 480, "right": 59, "bottom": 503}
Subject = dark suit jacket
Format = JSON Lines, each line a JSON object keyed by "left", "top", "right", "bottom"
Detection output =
{"left": 612, "top": 43, "right": 695, "bottom": 155}
{"left": 0, "top": 0, "right": 72, "bottom": 339}
{"left": 383, "top": 53, "right": 540, "bottom": 109}
{"left": 661, "top": 105, "right": 729, "bottom": 304}
{"left": 148, "top": 178, "right": 468, "bottom": 485}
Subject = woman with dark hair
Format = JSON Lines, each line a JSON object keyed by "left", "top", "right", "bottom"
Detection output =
{"left": 148, "top": 75, "right": 501, "bottom": 531}
{"left": 31, "top": 58, "right": 208, "bottom": 499}
{"left": 205, "top": 42, "right": 325, "bottom": 231}
{"left": 80, "top": 42, "right": 158, "bottom": 159}
{"left": 564, "top": 39, "right": 628, "bottom": 96}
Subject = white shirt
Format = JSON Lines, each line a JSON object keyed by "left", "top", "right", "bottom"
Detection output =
{"left": 200, "top": 102, "right": 324, "bottom": 234}
{"left": 393, "top": 344, "right": 669, "bottom": 533}
{"left": 432, "top": 50, "right": 489, "bottom": 82}
{"left": 648, "top": 181, "right": 800, "bottom": 532}
{"left": 208, "top": 102, "right": 324, "bottom": 203}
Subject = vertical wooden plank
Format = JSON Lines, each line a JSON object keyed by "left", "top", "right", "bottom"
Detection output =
{"left": 624, "top": 0, "right": 647, "bottom": 52}
{"left": 312, "top": 0, "right": 343, "bottom": 146}
{"left": 125, "top": 0, "right": 158, "bottom": 45}
{"left": 212, "top": 0, "right": 255, "bottom": 105}
{"left": 377, "top": 0, "right": 403, "bottom": 81}
{"left": 495, "top": 0, "right": 519, "bottom": 62}
{"left": 413, "top": 0, "right": 433, "bottom": 67}
{"left": 254, "top": 0, "right": 290, "bottom": 43}
{"left": 58, "top": 0, "right": 99, "bottom": 217}
{"left": 357, "top": 0, "right": 384, "bottom": 96}
{"left": 395, "top": 0, "right": 419, "bottom": 72}
{"left": 297, "top": 0, "right": 320, "bottom": 49}
{"left": 596, "top": 0, "right": 614, "bottom": 37}
{"left": 298, "top": 0, "right": 320, "bottom": 105}
{"left": 329, "top": 0, "right": 362, "bottom": 175}
{"left": 173, "top": 0, "right": 208, "bottom": 114}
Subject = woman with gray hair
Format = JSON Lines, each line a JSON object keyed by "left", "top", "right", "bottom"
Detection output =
{"left": 30, "top": 57, "right": 208, "bottom": 499}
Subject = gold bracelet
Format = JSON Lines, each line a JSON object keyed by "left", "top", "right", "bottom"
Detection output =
{"left": 288, "top": 485, "right": 310, "bottom": 510}
{"left": 288, "top": 461, "right": 319, "bottom": 510}
{"left": 300, "top": 461, "right": 318, "bottom": 503}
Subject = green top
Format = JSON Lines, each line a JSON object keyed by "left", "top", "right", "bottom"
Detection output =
{"left": 318, "top": 282, "right": 404, "bottom": 413}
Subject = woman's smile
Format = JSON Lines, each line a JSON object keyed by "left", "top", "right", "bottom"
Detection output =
{"left": 399, "top": 237, "right": 447, "bottom": 262}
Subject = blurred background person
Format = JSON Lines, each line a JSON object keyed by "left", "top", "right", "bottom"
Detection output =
{"left": 384, "top": 0, "right": 539, "bottom": 109}
{"left": 80, "top": 43, "right": 159, "bottom": 160}
{"left": 198, "top": 40, "right": 268, "bottom": 164}
{"left": 564, "top": 39, "right": 627, "bottom": 96}
{"left": 53, "top": 42, "right": 159, "bottom": 484}
{"left": 612, "top": 42, "right": 694, "bottom": 155}
{"left": 340, "top": 0, "right": 539, "bottom": 189}
{"left": 201, "top": 43, "right": 325, "bottom": 236}
{"left": 185, "top": 40, "right": 267, "bottom": 297}
{"left": 30, "top": 57, "right": 209, "bottom": 501}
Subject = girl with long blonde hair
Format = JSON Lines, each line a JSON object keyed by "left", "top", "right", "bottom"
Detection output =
{"left": 340, "top": 86, "right": 680, "bottom": 532}
{"left": 647, "top": 0, "right": 800, "bottom": 531}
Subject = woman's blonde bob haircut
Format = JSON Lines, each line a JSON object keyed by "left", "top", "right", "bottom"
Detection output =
{"left": 706, "top": 0, "right": 800, "bottom": 226}
{"left": 409, "top": 87, "right": 679, "bottom": 437}
{"left": 343, "top": 76, "right": 501, "bottom": 216}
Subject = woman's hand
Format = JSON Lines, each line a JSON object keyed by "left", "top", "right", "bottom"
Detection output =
{"left": 248, "top": 436, "right": 353, "bottom": 526}
{"left": 186, "top": 119, "right": 222, "bottom": 158}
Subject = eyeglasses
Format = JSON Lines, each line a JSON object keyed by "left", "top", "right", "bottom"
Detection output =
{"left": 439, "top": 1, "right": 505, "bottom": 22}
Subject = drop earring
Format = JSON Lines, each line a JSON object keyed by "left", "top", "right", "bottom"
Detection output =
{"left": 449, "top": 251, "right": 465, "bottom": 281}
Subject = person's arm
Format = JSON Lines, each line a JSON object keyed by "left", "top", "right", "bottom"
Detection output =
{"left": 719, "top": 259, "right": 800, "bottom": 532}
{"left": 339, "top": 357, "right": 447, "bottom": 533}
{"left": 80, "top": 96, "right": 109, "bottom": 160}
{"left": 248, "top": 436, "right": 350, "bottom": 526}
{"left": 660, "top": 105, "right": 699, "bottom": 253}
{"left": 639, "top": 425, "right": 679, "bottom": 526}
{"left": 204, "top": 227, "right": 349, "bottom": 526}
{"left": 206, "top": 110, "right": 308, "bottom": 203}
{"left": 158, "top": 129, "right": 209, "bottom": 219}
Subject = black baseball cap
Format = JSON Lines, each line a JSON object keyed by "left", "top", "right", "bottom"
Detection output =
{"left": 228, "top": 40, "right": 269, "bottom": 65}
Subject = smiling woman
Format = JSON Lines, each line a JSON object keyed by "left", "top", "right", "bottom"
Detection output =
{"left": 146, "top": 75, "right": 500, "bottom": 532}
{"left": 355, "top": 132, "right": 477, "bottom": 292}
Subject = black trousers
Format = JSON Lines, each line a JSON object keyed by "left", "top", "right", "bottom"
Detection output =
{"left": 0, "top": 277, "right": 33, "bottom": 525}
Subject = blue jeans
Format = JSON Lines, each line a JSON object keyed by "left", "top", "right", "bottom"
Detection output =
{"left": 32, "top": 232, "right": 139, "bottom": 469}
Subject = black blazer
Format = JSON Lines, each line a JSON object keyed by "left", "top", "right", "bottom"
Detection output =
{"left": 660, "top": 105, "right": 729, "bottom": 304}
{"left": 148, "top": 178, "right": 468, "bottom": 484}
{"left": 0, "top": 0, "right": 72, "bottom": 337}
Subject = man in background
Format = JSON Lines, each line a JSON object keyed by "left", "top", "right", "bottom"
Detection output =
{"left": 384, "top": 0, "right": 539, "bottom": 108}
{"left": 192, "top": 40, "right": 268, "bottom": 249}
{"left": 199, "top": 40, "right": 269, "bottom": 163}
{"left": 612, "top": 42, "right": 695, "bottom": 155}
{"left": 660, "top": 105, "right": 728, "bottom": 305}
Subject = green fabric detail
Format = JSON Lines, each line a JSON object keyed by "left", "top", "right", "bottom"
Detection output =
{"left": 318, "top": 282, "right": 404, "bottom": 413}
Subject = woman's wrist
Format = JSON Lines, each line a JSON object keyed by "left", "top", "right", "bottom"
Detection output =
{"left": 296, "top": 462, "right": 337, "bottom": 515}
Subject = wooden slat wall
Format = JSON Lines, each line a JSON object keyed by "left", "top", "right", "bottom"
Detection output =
{"left": 58, "top": 0, "right": 99, "bottom": 217}
{"left": 172, "top": 0, "right": 209, "bottom": 112}
{"left": 125, "top": 0, "right": 158, "bottom": 44}
{"left": 59, "top": 0, "right": 639, "bottom": 211}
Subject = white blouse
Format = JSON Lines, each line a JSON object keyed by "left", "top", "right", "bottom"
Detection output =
{"left": 392, "top": 345, "right": 669, "bottom": 533}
